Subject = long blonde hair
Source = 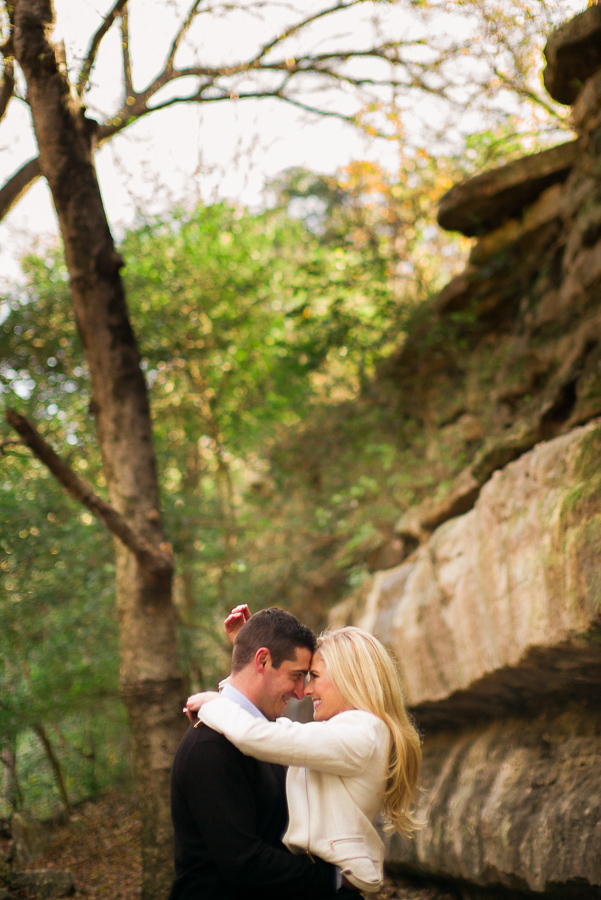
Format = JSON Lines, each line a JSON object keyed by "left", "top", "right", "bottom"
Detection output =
{"left": 316, "top": 627, "right": 422, "bottom": 836}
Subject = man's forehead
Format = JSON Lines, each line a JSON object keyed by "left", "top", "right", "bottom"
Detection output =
{"left": 287, "top": 646, "right": 312, "bottom": 671}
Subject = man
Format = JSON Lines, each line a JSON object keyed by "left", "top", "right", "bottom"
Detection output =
{"left": 168, "top": 607, "right": 340, "bottom": 900}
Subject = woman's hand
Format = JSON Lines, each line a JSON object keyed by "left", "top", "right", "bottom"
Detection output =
{"left": 183, "top": 691, "right": 220, "bottom": 723}
{"left": 224, "top": 604, "right": 251, "bottom": 645}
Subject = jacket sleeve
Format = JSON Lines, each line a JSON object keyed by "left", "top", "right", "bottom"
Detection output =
{"left": 199, "top": 700, "right": 384, "bottom": 775}
{"left": 184, "top": 732, "right": 337, "bottom": 897}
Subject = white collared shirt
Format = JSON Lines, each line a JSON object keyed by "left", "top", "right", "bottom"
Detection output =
{"left": 220, "top": 682, "right": 267, "bottom": 720}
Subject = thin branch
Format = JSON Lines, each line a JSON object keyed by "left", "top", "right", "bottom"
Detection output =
{"left": 261, "top": 60, "right": 455, "bottom": 97}
{"left": 4, "top": 410, "right": 173, "bottom": 579}
{"left": 101, "top": 0, "right": 205, "bottom": 128}
{"left": 144, "top": 86, "right": 358, "bottom": 124}
{"left": 165, "top": 0, "right": 203, "bottom": 72}
{"left": 121, "top": 7, "right": 133, "bottom": 97}
{"left": 248, "top": 0, "right": 368, "bottom": 67}
{"left": 170, "top": 42, "right": 426, "bottom": 81}
{"left": 250, "top": 90, "right": 359, "bottom": 122}
{"left": 0, "top": 156, "right": 41, "bottom": 221}
{"left": 492, "top": 66, "right": 566, "bottom": 122}
{"left": 0, "top": 438, "right": 25, "bottom": 453}
{"left": 258, "top": 42, "right": 434, "bottom": 71}
{"left": 77, "top": 0, "right": 128, "bottom": 97}
{"left": 141, "top": 64, "right": 465, "bottom": 131}
{"left": 0, "top": 1, "right": 556, "bottom": 226}
{"left": 34, "top": 724, "right": 72, "bottom": 817}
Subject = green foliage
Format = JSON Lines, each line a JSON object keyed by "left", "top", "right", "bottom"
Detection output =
{"left": 117, "top": 196, "right": 432, "bottom": 665}
{"left": 0, "top": 445, "right": 118, "bottom": 816}
{"left": 0, "top": 252, "right": 91, "bottom": 446}
{"left": 6, "top": 709, "right": 131, "bottom": 820}
{"left": 0, "top": 461, "right": 115, "bottom": 719}
{"left": 0, "top": 266, "right": 117, "bottom": 813}
{"left": 0, "top": 0, "right": 590, "bottom": 836}
{"left": 0, "top": 136, "right": 524, "bottom": 811}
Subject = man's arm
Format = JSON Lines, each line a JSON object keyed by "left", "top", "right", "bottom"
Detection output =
{"left": 181, "top": 730, "right": 337, "bottom": 897}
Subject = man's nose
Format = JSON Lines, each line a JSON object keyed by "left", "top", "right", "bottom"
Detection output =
{"left": 293, "top": 681, "right": 305, "bottom": 701}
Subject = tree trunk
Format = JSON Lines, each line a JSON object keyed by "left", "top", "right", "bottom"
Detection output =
{"left": 0, "top": 742, "right": 21, "bottom": 812}
{"left": 13, "top": 3, "right": 185, "bottom": 896}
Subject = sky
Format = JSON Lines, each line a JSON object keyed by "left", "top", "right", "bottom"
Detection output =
{"left": 0, "top": 0, "right": 587, "bottom": 284}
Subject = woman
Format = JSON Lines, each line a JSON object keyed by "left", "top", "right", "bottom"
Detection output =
{"left": 185, "top": 616, "right": 422, "bottom": 894}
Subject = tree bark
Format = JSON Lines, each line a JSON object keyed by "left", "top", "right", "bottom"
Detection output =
{"left": 5, "top": 410, "right": 173, "bottom": 578}
{"left": 0, "top": 742, "right": 22, "bottom": 812}
{"left": 0, "top": 156, "right": 40, "bottom": 220}
{"left": 13, "top": 2, "right": 185, "bottom": 896}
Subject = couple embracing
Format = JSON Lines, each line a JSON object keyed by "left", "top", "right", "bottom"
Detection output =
{"left": 168, "top": 606, "right": 422, "bottom": 899}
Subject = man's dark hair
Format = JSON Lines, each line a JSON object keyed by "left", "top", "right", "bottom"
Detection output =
{"left": 231, "top": 607, "right": 316, "bottom": 672}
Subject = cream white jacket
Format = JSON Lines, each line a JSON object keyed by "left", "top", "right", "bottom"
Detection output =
{"left": 199, "top": 698, "right": 390, "bottom": 892}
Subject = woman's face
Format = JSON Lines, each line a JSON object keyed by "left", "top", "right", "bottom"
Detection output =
{"left": 304, "top": 651, "right": 352, "bottom": 721}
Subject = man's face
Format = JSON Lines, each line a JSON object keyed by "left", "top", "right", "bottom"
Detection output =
{"left": 257, "top": 647, "right": 312, "bottom": 720}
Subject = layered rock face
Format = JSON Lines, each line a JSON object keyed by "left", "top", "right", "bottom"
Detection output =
{"left": 359, "top": 422, "right": 601, "bottom": 725}
{"left": 334, "top": 9, "right": 601, "bottom": 897}
{"left": 387, "top": 709, "right": 601, "bottom": 898}
{"left": 369, "top": 424, "right": 601, "bottom": 896}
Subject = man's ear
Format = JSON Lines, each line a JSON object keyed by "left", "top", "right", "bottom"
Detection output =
{"left": 254, "top": 647, "right": 271, "bottom": 673}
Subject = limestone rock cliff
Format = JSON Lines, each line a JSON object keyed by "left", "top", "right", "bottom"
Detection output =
{"left": 333, "top": 8, "right": 601, "bottom": 897}
{"left": 387, "top": 709, "right": 601, "bottom": 898}
{"left": 358, "top": 422, "right": 601, "bottom": 725}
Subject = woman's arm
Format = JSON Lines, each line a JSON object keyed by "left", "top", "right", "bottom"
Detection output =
{"left": 224, "top": 604, "right": 251, "bottom": 644}
{"left": 199, "top": 697, "right": 385, "bottom": 775}
{"left": 184, "top": 691, "right": 220, "bottom": 724}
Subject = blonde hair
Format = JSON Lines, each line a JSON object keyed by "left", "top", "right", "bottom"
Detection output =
{"left": 316, "top": 626, "right": 422, "bottom": 836}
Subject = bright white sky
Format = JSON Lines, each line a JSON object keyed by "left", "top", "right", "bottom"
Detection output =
{"left": 0, "top": 0, "right": 587, "bottom": 283}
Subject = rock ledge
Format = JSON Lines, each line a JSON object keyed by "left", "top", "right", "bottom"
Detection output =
{"left": 543, "top": 5, "right": 601, "bottom": 105}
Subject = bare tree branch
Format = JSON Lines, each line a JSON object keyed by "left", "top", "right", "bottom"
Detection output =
{"left": 77, "top": 0, "right": 128, "bottom": 97}
{"left": 165, "top": 0, "right": 203, "bottom": 72}
{"left": 0, "top": 30, "right": 451, "bottom": 223}
{"left": 0, "top": 0, "right": 571, "bottom": 226}
{"left": 4, "top": 410, "right": 174, "bottom": 580}
{"left": 0, "top": 438, "right": 24, "bottom": 453}
{"left": 492, "top": 66, "right": 565, "bottom": 122}
{"left": 0, "top": 156, "right": 41, "bottom": 220}
{"left": 142, "top": 85, "right": 359, "bottom": 125}
{"left": 121, "top": 6, "right": 133, "bottom": 97}
{"left": 247, "top": 0, "right": 368, "bottom": 67}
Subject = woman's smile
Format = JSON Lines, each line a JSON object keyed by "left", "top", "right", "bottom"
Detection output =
{"left": 304, "top": 652, "right": 351, "bottom": 721}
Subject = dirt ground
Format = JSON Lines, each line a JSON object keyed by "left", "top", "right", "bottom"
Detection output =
{"left": 2, "top": 791, "right": 141, "bottom": 900}
{"left": 2, "top": 791, "right": 459, "bottom": 900}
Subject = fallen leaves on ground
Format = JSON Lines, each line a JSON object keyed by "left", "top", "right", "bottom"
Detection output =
{"left": 4, "top": 791, "right": 459, "bottom": 900}
{"left": 20, "top": 791, "right": 141, "bottom": 900}
{"left": 368, "top": 877, "right": 460, "bottom": 900}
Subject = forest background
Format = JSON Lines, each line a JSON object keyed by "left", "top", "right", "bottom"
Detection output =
{"left": 0, "top": 0, "right": 589, "bottom": 896}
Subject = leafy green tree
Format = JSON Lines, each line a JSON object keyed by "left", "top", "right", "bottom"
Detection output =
{"left": 0, "top": 3, "right": 581, "bottom": 891}
{"left": 3, "top": 2, "right": 487, "bottom": 890}
{"left": 0, "top": 448, "right": 125, "bottom": 817}
{"left": 2, "top": 149, "right": 469, "bottom": 698}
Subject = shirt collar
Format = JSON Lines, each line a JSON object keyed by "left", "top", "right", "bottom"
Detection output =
{"left": 221, "top": 682, "right": 268, "bottom": 720}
